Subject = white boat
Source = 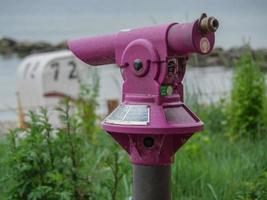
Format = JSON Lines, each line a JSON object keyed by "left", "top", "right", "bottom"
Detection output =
{"left": 17, "top": 50, "right": 123, "bottom": 126}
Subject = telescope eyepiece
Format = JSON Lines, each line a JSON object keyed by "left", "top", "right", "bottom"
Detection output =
{"left": 198, "top": 13, "right": 219, "bottom": 34}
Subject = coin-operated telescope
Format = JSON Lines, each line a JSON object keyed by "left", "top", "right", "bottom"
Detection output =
{"left": 68, "top": 13, "right": 219, "bottom": 200}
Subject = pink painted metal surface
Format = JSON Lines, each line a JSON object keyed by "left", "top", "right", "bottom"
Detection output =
{"left": 68, "top": 34, "right": 116, "bottom": 65}
{"left": 68, "top": 14, "right": 218, "bottom": 166}
{"left": 167, "top": 21, "right": 215, "bottom": 55}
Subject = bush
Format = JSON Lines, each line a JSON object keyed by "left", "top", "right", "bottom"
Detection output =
{"left": 229, "top": 51, "right": 265, "bottom": 139}
{"left": 76, "top": 73, "right": 99, "bottom": 143}
{"left": 4, "top": 104, "right": 95, "bottom": 199}
{"left": 1, "top": 79, "right": 131, "bottom": 200}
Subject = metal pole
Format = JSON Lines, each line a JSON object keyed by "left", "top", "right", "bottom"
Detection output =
{"left": 133, "top": 164, "right": 171, "bottom": 200}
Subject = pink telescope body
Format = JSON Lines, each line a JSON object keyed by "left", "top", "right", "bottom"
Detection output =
{"left": 68, "top": 13, "right": 219, "bottom": 166}
{"left": 68, "top": 13, "right": 218, "bottom": 66}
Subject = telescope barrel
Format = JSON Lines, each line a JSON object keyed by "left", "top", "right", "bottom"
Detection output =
{"left": 68, "top": 34, "right": 116, "bottom": 65}
{"left": 68, "top": 14, "right": 218, "bottom": 66}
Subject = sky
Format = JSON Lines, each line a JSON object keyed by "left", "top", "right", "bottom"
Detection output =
{"left": 0, "top": 0, "right": 267, "bottom": 48}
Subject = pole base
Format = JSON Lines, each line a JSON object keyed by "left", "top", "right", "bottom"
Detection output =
{"left": 133, "top": 164, "right": 171, "bottom": 200}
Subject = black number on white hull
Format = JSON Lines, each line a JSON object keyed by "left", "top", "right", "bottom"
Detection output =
{"left": 68, "top": 61, "right": 78, "bottom": 79}
{"left": 51, "top": 62, "right": 60, "bottom": 81}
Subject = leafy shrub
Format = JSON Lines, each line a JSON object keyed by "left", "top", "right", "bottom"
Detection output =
{"left": 76, "top": 73, "right": 99, "bottom": 143}
{"left": 0, "top": 77, "right": 131, "bottom": 200}
{"left": 4, "top": 104, "right": 95, "bottom": 200}
{"left": 229, "top": 51, "right": 265, "bottom": 139}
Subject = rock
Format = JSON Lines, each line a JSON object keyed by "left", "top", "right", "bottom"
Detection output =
{"left": 55, "top": 41, "right": 67, "bottom": 50}
{"left": 0, "top": 37, "right": 17, "bottom": 47}
{"left": 0, "top": 38, "right": 68, "bottom": 58}
{"left": 0, "top": 37, "right": 17, "bottom": 56}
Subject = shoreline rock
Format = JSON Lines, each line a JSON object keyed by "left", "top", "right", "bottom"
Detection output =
{"left": 0, "top": 37, "right": 67, "bottom": 58}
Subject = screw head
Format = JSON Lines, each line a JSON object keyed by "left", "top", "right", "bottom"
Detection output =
{"left": 134, "top": 59, "right": 143, "bottom": 71}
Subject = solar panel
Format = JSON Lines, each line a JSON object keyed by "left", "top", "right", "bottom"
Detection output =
{"left": 105, "top": 104, "right": 149, "bottom": 125}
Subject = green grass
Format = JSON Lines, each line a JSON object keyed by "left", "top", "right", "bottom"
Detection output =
{"left": 0, "top": 124, "right": 266, "bottom": 199}
{"left": 172, "top": 133, "right": 267, "bottom": 200}
{"left": 0, "top": 138, "right": 10, "bottom": 196}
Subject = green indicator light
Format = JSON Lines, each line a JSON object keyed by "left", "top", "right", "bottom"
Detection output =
{"left": 161, "top": 85, "right": 168, "bottom": 96}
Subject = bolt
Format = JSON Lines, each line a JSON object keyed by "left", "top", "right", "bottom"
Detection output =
{"left": 134, "top": 59, "right": 143, "bottom": 71}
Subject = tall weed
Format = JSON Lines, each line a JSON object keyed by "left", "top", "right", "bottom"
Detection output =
{"left": 229, "top": 51, "right": 265, "bottom": 139}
